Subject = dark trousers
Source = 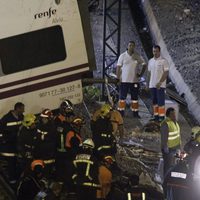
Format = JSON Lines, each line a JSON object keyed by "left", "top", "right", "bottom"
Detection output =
{"left": 76, "top": 186, "right": 97, "bottom": 200}
{"left": 119, "top": 82, "right": 139, "bottom": 101}
{"left": 163, "top": 148, "right": 177, "bottom": 178}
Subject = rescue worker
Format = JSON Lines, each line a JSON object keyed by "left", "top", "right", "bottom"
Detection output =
{"left": 91, "top": 105, "right": 117, "bottom": 159}
{"left": 72, "top": 138, "right": 100, "bottom": 200}
{"left": 17, "top": 159, "right": 49, "bottom": 200}
{"left": 92, "top": 103, "right": 124, "bottom": 139}
{"left": 54, "top": 99, "right": 75, "bottom": 182}
{"left": 184, "top": 126, "right": 200, "bottom": 155}
{"left": 34, "top": 109, "right": 56, "bottom": 179}
{"left": 147, "top": 45, "right": 169, "bottom": 122}
{"left": 97, "top": 155, "right": 114, "bottom": 200}
{"left": 17, "top": 114, "right": 37, "bottom": 175}
{"left": 0, "top": 102, "right": 24, "bottom": 184}
{"left": 160, "top": 107, "right": 181, "bottom": 177}
{"left": 116, "top": 41, "right": 146, "bottom": 118}
{"left": 65, "top": 116, "right": 84, "bottom": 191}
{"left": 163, "top": 152, "right": 193, "bottom": 200}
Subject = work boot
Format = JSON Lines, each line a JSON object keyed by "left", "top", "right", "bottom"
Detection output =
{"left": 133, "top": 111, "right": 141, "bottom": 119}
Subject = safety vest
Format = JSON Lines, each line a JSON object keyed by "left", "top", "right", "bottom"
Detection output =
{"left": 163, "top": 118, "right": 181, "bottom": 148}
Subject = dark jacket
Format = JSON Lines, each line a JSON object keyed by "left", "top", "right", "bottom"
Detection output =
{"left": 34, "top": 121, "right": 56, "bottom": 160}
{"left": 0, "top": 111, "right": 23, "bottom": 153}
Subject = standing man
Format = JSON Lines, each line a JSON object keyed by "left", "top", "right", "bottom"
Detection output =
{"left": 161, "top": 107, "right": 181, "bottom": 177}
{"left": 0, "top": 102, "right": 25, "bottom": 184}
{"left": 148, "top": 45, "right": 169, "bottom": 122}
{"left": 116, "top": 41, "right": 146, "bottom": 118}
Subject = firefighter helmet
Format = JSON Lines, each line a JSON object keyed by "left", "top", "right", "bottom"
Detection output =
{"left": 60, "top": 100, "right": 73, "bottom": 111}
{"left": 31, "top": 160, "right": 45, "bottom": 171}
{"left": 191, "top": 126, "right": 200, "bottom": 139}
{"left": 40, "top": 109, "right": 53, "bottom": 119}
{"left": 22, "top": 114, "right": 36, "bottom": 127}
{"left": 82, "top": 138, "right": 95, "bottom": 149}
{"left": 104, "top": 155, "right": 115, "bottom": 164}
{"left": 100, "top": 104, "right": 112, "bottom": 117}
{"left": 71, "top": 117, "right": 85, "bottom": 127}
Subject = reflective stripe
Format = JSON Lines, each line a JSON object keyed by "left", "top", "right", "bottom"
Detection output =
{"left": 43, "top": 159, "right": 55, "bottom": 164}
{"left": 131, "top": 101, "right": 139, "bottom": 112}
{"left": 142, "top": 192, "right": 146, "bottom": 200}
{"left": 73, "top": 159, "right": 93, "bottom": 166}
{"left": 101, "top": 133, "right": 111, "bottom": 138}
{"left": 57, "top": 133, "right": 66, "bottom": 152}
{"left": 153, "top": 105, "right": 158, "bottom": 116}
{"left": 72, "top": 174, "right": 77, "bottom": 180}
{"left": 97, "top": 145, "right": 112, "bottom": 151}
{"left": 6, "top": 121, "right": 22, "bottom": 126}
{"left": 0, "top": 152, "right": 16, "bottom": 157}
{"left": 37, "top": 129, "right": 48, "bottom": 135}
{"left": 171, "top": 172, "right": 187, "bottom": 179}
{"left": 118, "top": 100, "right": 126, "bottom": 111}
{"left": 158, "top": 106, "right": 165, "bottom": 117}
{"left": 82, "top": 182, "right": 100, "bottom": 188}
{"left": 168, "top": 135, "right": 180, "bottom": 140}
{"left": 127, "top": 193, "right": 131, "bottom": 200}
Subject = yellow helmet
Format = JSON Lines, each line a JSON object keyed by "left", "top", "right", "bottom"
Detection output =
{"left": 100, "top": 104, "right": 112, "bottom": 117}
{"left": 22, "top": 114, "right": 36, "bottom": 127}
{"left": 191, "top": 126, "right": 200, "bottom": 139}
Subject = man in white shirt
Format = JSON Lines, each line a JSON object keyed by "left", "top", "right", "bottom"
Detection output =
{"left": 148, "top": 45, "right": 169, "bottom": 122}
{"left": 116, "top": 41, "right": 146, "bottom": 118}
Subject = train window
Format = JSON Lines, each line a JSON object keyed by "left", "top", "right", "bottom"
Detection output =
{"left": 0, "top": 25, "right": 66, "bottom": 75}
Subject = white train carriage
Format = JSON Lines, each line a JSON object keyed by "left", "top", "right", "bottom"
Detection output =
{"left": 0, "top": 0, "right": 95, "bottom": 116}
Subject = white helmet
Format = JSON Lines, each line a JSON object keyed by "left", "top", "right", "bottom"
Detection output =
{"left": 82, "top": 138, "right": 95, "bottom": 149}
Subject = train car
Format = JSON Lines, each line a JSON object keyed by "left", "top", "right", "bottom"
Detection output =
{"left": 0, "top": 0, "right": 95, "bottom": 116}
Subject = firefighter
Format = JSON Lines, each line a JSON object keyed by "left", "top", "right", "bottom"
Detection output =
{"left": 17, "top": 159, "right": 48, "bottom": 200}
{"left": 64, "top": 116, "right": 84, "bottom": 191}
{"left": 0, "top": 102, "right": 24, "bottom": 184}
{"left": 97, "top": 155, "right": 114, "bottom": 200}
{"left": 17, "top": 114, "right": 37, "bottom": 175}
{"left": 34, "top": 109, "right": 57, "bottom": 179}
{"left": 163, "top": 152, "right": 193, "bottom": 200}
{"left": 184, "top": 126, "right": 200, "bottom": 155}
{"left": 72, "top": 138, "right": 100, "bottom": 200}
{"left": 92, "top": 103, "right": 124, "bottom": 139}
{"left": 54, "top": 99, "right": 75, "bottom": 182}
{"left": 91, "top": 105, "right": 117, "bottom": 159}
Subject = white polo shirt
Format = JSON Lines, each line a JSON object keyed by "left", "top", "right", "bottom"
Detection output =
{"left": 148, "top": 56, "right": 169, "bottom": 88}
{"left": 117, "top": 51, "right": 145, "bottom": 83}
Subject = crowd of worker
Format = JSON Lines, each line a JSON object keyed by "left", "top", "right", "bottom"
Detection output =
{"left": 1, "top": 42, "right": 200, "bottom": 200}
{"left": 0, "top": 100, "right": 124, "bottom": 200}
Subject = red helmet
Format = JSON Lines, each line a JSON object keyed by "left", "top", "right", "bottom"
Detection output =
{"left": 40, "top": 109, "right": 53, "bottom": 119}
{"left": 31, "top": 160, "right": 45, "bottom": 171}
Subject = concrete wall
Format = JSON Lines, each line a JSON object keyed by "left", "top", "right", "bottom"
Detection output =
{"left": 142, "top": 0, "right": 200, "bottom": 124}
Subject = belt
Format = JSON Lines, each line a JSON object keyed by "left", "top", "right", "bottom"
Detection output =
{"left": 0, "top": 152, "right": 16, "bottom": 157}
{"left": 82, "top": 182, "right": 101, "bottom": 188}
{"left": 43, "top": 159, "right": 55, "bottom": 164}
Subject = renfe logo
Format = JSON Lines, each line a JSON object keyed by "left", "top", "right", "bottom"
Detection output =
{"left": 34, "top": 8, "right": 57, "bottom": 19}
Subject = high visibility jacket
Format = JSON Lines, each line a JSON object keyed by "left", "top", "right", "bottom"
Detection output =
{"left": 0, "top": 110, "right": 23, "bottom": 153}
{"left": 73, "top": 152, "right": 100, "bottom": 189}
{"left": 162, "top": 118, "right": 181, "bottom": 149}
{"left": 97, "top": 165, "right": 112, "bottom": 199}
